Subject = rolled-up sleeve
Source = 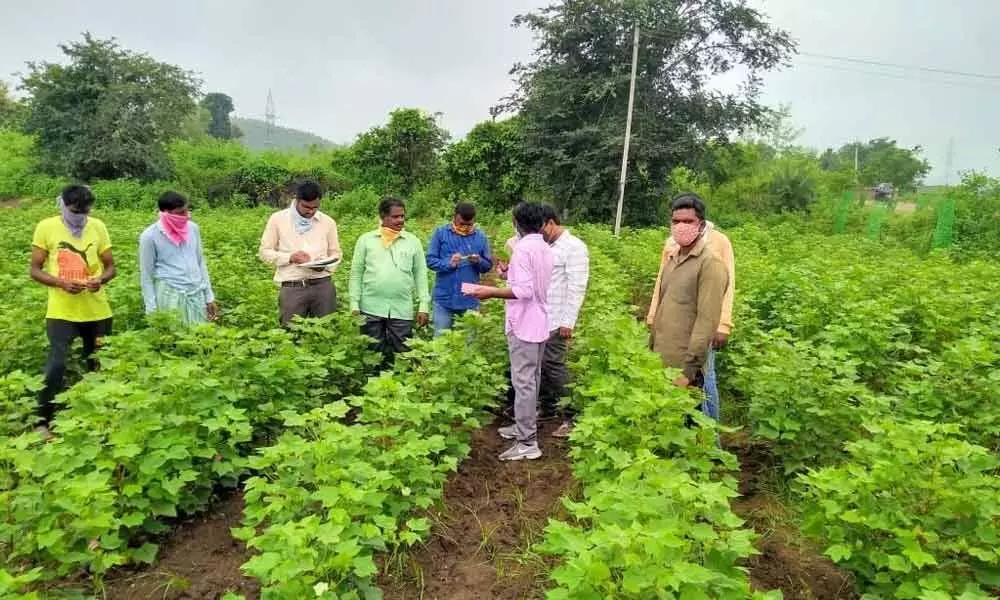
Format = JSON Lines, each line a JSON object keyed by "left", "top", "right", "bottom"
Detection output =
{"left": 507, "top": 249, "right": 534, "bottom": 300}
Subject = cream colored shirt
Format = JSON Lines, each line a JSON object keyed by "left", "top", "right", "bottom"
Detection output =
{"left": 258, "top": 208, "right": 342, "bottom": 283}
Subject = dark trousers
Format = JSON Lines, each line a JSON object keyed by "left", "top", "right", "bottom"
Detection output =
{"left": 361, "top": 314, "right": 414, "bottom": 368}
{"left": 39, "top": 318, "right": 112, "bottom": 423}
{"left": 279, "top": 278, "right": 336, "bottom": 326}
{"left": 539, "top": 329, "right": 571, "bottom": 419}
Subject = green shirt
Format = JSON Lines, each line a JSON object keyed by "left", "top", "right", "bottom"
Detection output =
{"left": 349, "top": 230, "right": 430, "bottom": 320}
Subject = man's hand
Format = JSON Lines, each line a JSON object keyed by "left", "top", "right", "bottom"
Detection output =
{"left": 713, "top": 331, "right": 729, "bottom": 349}
{"left": 416, "top": 312, "right": 429, "bottom": 327}
{"left": 463, "top": 285, "right": 493, "bottom": 300}
{"left": 673, "top": 375, "right": 691, "bottom": 388}
{"left": 468, "top": 254, "right": 480, "bottom": 265}
{"left": 558, "top": 326, "right": 573, "bottom": 339}
{"left": 352, "top": 310, "right": 360, "bottom": 317}
{"left": 290, "top": 251, "right": 311, "bottom": 265}
{"left": 206, "top": 301, "right": 219, "bottom": 322}
{"left": 449, "top": 253, "right": 462, "bottom": 268}
{"left": 60, "top": 279, "right": 85, "bottom": 294}
{"left": 85, "top": 277, "right": 102, "bottom": 292}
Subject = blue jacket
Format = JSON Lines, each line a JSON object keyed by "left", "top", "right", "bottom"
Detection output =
{"left": 426, "top": 225, "right": 494, "bottom": 311}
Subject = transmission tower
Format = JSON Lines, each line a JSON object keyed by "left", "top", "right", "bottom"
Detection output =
{"left": 264, "top": 89, "right": 276, "bottom": 147}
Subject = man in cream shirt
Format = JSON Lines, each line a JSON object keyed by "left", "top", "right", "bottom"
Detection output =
{"left": 259, "top": 180, "right": 341, "bottom": 326}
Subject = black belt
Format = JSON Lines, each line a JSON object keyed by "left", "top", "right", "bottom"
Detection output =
{"left": 281, "top": 276, "right": 331, "bottom": 288}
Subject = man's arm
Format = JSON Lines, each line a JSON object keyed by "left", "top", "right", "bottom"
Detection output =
{"left": 138, "top": 232, "right": 158, "bottom": 312}
{"left": 413, "top": 239, "right": 431, "bottom": 315}
{"left": 682, "top": 258, "right": 728, "bottom": 382}
{"left": 717, "top": 234, "right": 736, "bottom": 336}
{"left": 558, "top": 243, "right": 590, "bottom": 329}
{"left": 474, "top": 233, "right": 494, "bottom": 274}
{"left": 196, "top": 227, "right": 216, "bottom": 304}
{"left": 258, "top": 215, "right": 291, "bottom": 266}
{"left": 645, "top": 239, "right": 672, "bottom": 325}
{"left": 425, "top": 228, "right": 454, "bottom": 273}
{"left": 348, "top": 235, "right": 367, "bottom": 314}
{"left": 325, "top": 219, "right": 342, "bottom": 273}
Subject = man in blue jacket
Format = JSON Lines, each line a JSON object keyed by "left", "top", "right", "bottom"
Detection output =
{"left": 426, "top": 202, "right": 494, "bottom": 335}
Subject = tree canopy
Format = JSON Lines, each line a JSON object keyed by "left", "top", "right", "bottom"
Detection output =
{"left": 820, "top": 138, "right": 931, "bottom": 192}
{"left": 442, "top": 117, "right": 529, "bottom": 211}
{"left": 352, "top": 108, "right": 450, "bottom": 195}
{"left": 21, "top": 34, "right": 200, "bottom": 181}
{"left": 201, "top": 92, "right": 241, "bottom": 140}
{"left": 504, "top": 0, "right": 795, "bottom": 225}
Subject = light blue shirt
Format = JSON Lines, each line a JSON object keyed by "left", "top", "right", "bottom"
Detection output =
{"left": 138, "top": 221, "right": 215, "bottom": 312}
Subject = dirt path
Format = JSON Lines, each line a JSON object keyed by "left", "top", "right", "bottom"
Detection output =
{"left": 103, "top": 492, "right": 258, "bottom": 600}
{"left": 380, "top": 420, "right": 575, "bottom": 600}
{"left": 726, "top": 434, "right": 856, "bottom": 600}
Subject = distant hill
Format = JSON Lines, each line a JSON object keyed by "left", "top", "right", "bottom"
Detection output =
{"left": 233, "top": 117, "right": 338, "bottom": 151}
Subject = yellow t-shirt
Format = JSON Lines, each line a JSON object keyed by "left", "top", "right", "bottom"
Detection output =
{"left": 32, "top": 216, "right": 114, "bottom": 322}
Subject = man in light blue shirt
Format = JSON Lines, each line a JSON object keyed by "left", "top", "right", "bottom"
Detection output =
{"left": 139, "top": 191, "right": 218, "bottom": 324}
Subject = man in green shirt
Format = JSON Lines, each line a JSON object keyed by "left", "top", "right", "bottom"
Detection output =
{"left": 349, "top": 197, "right": 430, "bottom": 365}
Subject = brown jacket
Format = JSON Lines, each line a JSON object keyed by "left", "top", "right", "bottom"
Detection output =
{"left": 649, "top": 234, "right": 729, "bottom": 381}
{"left": 646, "top": 223, "right": 735, "bottom": 335}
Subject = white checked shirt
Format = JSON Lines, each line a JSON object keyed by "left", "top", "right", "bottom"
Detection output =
{"left": 548, "top": 230, "right": 590, "bottom": 330}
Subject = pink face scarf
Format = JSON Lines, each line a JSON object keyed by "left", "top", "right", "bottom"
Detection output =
{"left": 159, "top": 211, "right": 191, "bottom": 245}
{"left": 671, "top": 222, "right": 702, "bottom": 248}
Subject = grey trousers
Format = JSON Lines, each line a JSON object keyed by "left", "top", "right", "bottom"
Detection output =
{"left": 539, "top": 329, "right": 569, "bottom": 417}
{"left": 278, "top": 278, "right": 336, "bottom": 326}
{"left": 508, "top": 334, "right": 546, "bottom": 444}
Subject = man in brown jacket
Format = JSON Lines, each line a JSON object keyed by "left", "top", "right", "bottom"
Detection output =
{"left": 646, "top": 201, "right": 734, "bottom": 420}
{"left": 648, "top": 194, "right": 729, "bottom": 412}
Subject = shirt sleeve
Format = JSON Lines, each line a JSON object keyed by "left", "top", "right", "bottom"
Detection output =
{"left": 475, "top": 233, "right": 494, "bottom": 274}
{"left": 97, "top": 221, "right": 113, "bottom": 254}
{"left": 645, "top": 239, "right": 672, "bottom": 325}
{"left": 348, "top": 235, "right": 367, "bottom": 313}
{"left": 507, "top": 247, "right": 534, "bottom": 300}
{"left": 413, "top": 239, "right": 431, "bottom": 313}
{"left": 425, "top": 228, "right": 454, "bottom": 273}
{"left": 326, "top": 218, "right": 342, "bottom": 273}
{"left": 31, "top": 221, "right": 47, "bottom": 252}
{"left": 259, "top": 215, "right": 291, "bottom": 266}
{"left": 197, "top": 227, "right": 216, "bottom": 304}
{"left": 138, "top": 231, "right": 158, "bottom": 313}
{"left": 683, "top": 257, "right": 728, "bottom": 381}
{"left": 557, "top": 242, "right": 589, "bottom": 329}
{"left": 717, "top": 234, "right": 735, "bottom": 335}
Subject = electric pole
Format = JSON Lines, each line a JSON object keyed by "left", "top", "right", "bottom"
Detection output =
{"left": 613, "top": 24, "right": 640, "bottom": 237}
{"left": 265, "top": 89, "right": 277, "bottom": 148}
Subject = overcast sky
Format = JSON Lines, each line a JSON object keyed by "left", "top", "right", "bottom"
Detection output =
{"left": 2, "top": 0, "right": 998, "bottom": 184}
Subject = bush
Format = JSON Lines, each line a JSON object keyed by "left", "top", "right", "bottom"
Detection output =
{"left": 800, "top": 420, "right": 1000, "bottom": 599}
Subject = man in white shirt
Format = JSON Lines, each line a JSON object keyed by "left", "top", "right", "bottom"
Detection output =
{"left": 539, "top": 204, "right": 589, "bottom": 437}
{"left": 258, "top": 180, "right": 342, "bottom": 326}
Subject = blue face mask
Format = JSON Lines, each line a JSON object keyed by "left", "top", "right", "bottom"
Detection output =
{"left": 58, "top": 196, "right": 88, "bottom": 238}
{"left": 291, "top": 202, "right": 314, "bottom": 235}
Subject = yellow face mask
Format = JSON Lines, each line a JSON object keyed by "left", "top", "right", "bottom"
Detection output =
{"left": 380, "top": 226, "right": 402, "bottom": 248}
{"left": 451, "top": 221, "right": 475, "bottom": 236}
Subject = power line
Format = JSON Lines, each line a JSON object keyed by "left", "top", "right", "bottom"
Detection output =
{"left": 800, "top": 51, "right": 1000, "bottom": 82}
{"left": 795, "top": 59, "right": 1000, "bottom": 90}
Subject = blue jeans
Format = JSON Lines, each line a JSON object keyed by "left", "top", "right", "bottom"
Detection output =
{"left": 701, "top": 349, "right": 720, "bottom": 421}
{"left": 432, "top": 305, "right": 466, "bottom": 337}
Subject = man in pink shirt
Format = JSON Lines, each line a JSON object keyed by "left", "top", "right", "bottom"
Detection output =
{"left": 464, "top": 202, "right": 554, "bottom": 461}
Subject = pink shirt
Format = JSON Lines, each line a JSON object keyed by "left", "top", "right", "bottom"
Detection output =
{"left": 505, "top": 233, "right": 554, "bottom": 343}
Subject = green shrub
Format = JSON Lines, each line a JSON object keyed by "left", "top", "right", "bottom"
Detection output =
{"left": 800, "top": 420, "right": 1000, "bottom": 599}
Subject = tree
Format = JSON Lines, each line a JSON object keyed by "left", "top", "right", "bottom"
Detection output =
{"left": 352, "top": 108, "right": 450, "bottom": 195}
{"left": 503, "top": 0, "right": 795, "bottom": 225}
{"left": 201, "top": 92, "right": 241, "bottom": 140}
{"left": 442, "top": 116, "right": 530, "bottom": 211}
{"left": 820, "top": 138, "right": 931, "bottom": 192}
{"left": 0, "top": 82, "right": 27, "bottom": 131}
{"left": 21, "top": 34, "right": 200, "bottom": 181}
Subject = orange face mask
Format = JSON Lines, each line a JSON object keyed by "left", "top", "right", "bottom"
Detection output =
{"left": 452, "top": 221, "right": 475, "bottom": 236}
{"left": 380, "top": 226, "right": 402, "bottom": 248}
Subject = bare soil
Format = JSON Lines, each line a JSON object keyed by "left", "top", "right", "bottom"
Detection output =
{"left": 102, "top": 492, "right": 258, "bottom": 600}
{"left": 380, "top": 419, "right": 575, "bottom": 600}
{"left": 725, "top": 433, "right": 857, "bottom": 600}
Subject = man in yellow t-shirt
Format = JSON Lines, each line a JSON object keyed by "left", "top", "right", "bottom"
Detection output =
{"left": 30, "top": 185, "right": 117, "bottom": 430}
